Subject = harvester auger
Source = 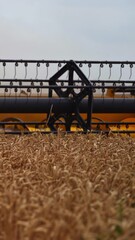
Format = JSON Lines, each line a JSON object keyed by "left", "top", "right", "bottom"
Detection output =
{"left": 0, "top": 59, "right": 135, "bottom": 134}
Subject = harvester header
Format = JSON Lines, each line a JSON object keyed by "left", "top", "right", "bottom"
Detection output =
{"left": 0, "top": 59, "right": 135, "bottom": 134}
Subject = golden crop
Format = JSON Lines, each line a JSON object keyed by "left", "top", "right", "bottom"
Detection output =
{"left": 0, "top": 133, "right": 135, "bottom": 240}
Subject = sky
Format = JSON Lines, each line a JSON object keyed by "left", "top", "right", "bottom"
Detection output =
{"left": 0, "top": 0, "right": 135, "bottom": 61}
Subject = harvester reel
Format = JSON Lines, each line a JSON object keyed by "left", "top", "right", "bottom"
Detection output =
{"left": 0, "top": 59, "right": 135, "bottom": 134}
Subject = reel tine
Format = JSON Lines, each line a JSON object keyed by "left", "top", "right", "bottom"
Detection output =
{"left": 119, "top": 63, "right": 124, "bottom": 80}
{"left": 40, "top": 81, "right": 43, "bottom": 96}
{"left": 57, "top": 62, "right": 62, "bottom": 71}
{"left": 19, "top": 81, "right": 23, "bottom": 97}
{"left": 121, "top": 82, "right": 125, "bottom": 99}
{"left": 46, "top": 62, "right": 49, "bottom": 79}
{"left": 108, "top": 63, "right": 112, "bottom": 79}
{"left": 101, "top": 82, "right": 105, "bottom": 98}
{"left": 14, "top": 86, "right": 18, "bottom": 98}
{"left": 3, "top": 62, "right": 6, "bottom": 79}
{"left": 129, "top": 63, "right": 133, "bottom": 79}
{"left": 24, "top": 62, "right": 28, "bottom": 79}
{"left": 37, "top": 87, "right": 40, "bottom": 98}
{"left": 9, "top": 80, "right": 13, "bottom": 97}
{"left": 98, "top": 63, "right": 103, "bottom": 80}
{"left": 4, "top": 87, "right": 8, "bottom": 98}
{"left": 35, "top": 62, "right": 40, "bottom": 79}
{"left": 14, "top": 62, "right": 18, "bottom": 79}
{"left": 87, "top": 63, "right": 91, "bottom": 80}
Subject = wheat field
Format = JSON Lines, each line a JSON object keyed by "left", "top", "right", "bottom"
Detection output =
{"left": 0, "top": 133, "right": 135, "bottom": 240}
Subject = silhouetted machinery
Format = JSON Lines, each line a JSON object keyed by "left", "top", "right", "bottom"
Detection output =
{"left": 0, "top": 59, "right": 135, "bottom": 134}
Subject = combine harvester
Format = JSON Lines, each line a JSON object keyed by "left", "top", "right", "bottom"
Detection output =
{"left": 0, "top": 59, "right": 135, "bottom": 134}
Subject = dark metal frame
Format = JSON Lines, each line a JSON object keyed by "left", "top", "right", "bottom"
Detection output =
{"left": 48, "top": 60, "right": 93, "bottom": 131}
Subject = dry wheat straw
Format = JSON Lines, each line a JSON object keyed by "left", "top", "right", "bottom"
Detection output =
{"left": 0, "top": 133, "right": 135, "bottom": 240}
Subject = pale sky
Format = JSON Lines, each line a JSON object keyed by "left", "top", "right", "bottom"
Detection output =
{"left": 0, "top": 0, "right": 135, "bottom": 60}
